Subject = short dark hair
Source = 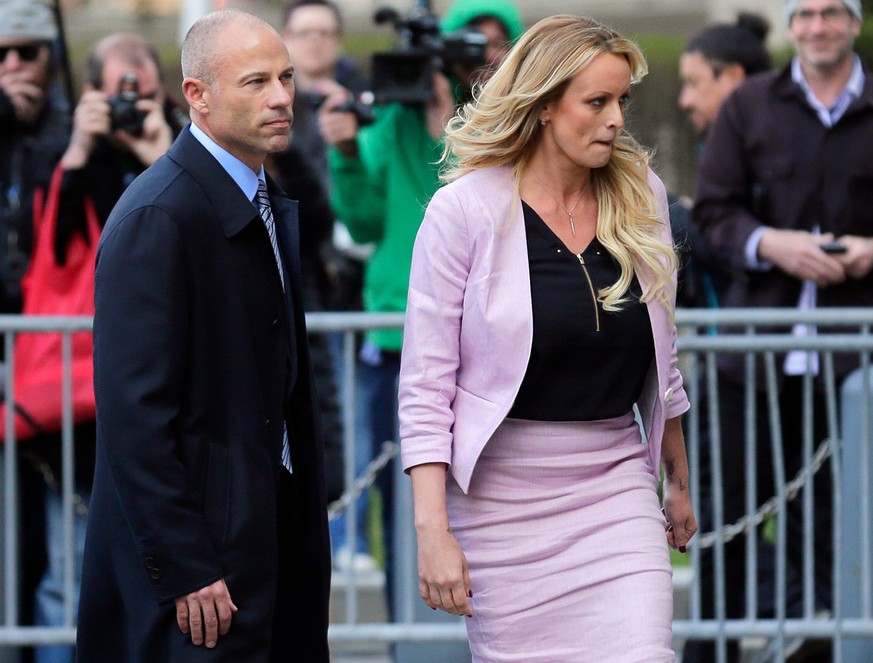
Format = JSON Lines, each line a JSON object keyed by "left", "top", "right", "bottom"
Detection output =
{"left": 684, "top": 12, "right": 771, "bottom": 77}
{"left": 282, "top": 0, "right": 343, "bottom": 34}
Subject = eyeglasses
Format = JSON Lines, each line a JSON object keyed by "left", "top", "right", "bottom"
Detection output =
{"left": 0, "top": 43, "right": 48, "bottom": 63}
{"left": 792, "top": 6, "right": 850, "bottom": 24}
{"left": 286, "top": 28, "right": 339, "bottom": 40}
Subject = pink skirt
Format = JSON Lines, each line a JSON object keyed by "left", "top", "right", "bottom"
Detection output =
{"left": 447, "top": 414, "right": 675, "bottom": 663}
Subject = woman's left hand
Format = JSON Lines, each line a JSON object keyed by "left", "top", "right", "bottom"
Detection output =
{"left": 662, "top": 482, "right": 697, "bottom": 554}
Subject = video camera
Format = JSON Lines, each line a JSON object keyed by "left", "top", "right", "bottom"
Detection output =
{"left": 108, "top": 72, "right": 147, "bottom": 136}
{"left": 370, "top": 0, "right": 488, "bottom": 105}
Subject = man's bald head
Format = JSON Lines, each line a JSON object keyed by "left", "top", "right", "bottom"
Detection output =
{"left": 182, "top": 9, "right": 279, "bottom": 86}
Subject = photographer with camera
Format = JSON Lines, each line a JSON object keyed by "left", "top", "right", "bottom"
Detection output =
{"left": 279, "top": 7, "right": 372, "bottom": 548}
{"left": 282, "top": 0, "right": 369, "bottom": 192}
{"left": 319, "top": 0, "right": 523, "bottom": 620}
{"left": 55, "top": 33, "right": 186, "bottom": 285}
{"left": 26, "top": 32, "right": 185, "bottom": 663}
{"left": 60, "top": 32, "right": 186, "bottom": 193}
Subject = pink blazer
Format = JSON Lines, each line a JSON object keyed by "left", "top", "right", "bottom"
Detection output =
{"left": 398, "top": 165, "right": 690, "bottom": 493}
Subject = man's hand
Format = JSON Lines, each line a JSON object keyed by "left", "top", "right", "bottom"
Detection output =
{"left": 113, "top": 98, "right": 174, "bottom": 166}
{"left": 318, "top": 88, "right": 359, "bottom": 158}
{"left": 62, "top": 93, "right": 173, "bottom": 169}
{"left": 757, "top": 229, "right": 846, "bottom": 286}
{"left": 834, "top": 235, "right": 873, "bottom": 280}
{"left": 309, "top": 77, "right": 348, "bottom": 100}
{"left": 174, "top": 578, "right": 238, "bottom": 649}
{"left": 0, "top": 70, "right": 45, "bottom": 124}
{"left": 61, "top": 90, "right": 112, "bottom": 170}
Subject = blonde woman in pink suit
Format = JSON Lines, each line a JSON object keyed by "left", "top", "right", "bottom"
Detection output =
{"left": 398, "top": 15, "right": 697, "bottom": 663}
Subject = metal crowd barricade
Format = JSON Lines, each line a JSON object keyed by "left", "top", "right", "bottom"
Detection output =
{"left": 2, "top": 310, "right": 873, "bottom": 659}
{"left": 673, "top": 308, "right": 873, "bottom": 663}
{"left": 0, "top": 314, "right": 91, "bottom": 652}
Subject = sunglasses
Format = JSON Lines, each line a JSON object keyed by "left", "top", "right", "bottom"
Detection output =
{"left": 0, "top": 43, "right": 48, "bottom": 63}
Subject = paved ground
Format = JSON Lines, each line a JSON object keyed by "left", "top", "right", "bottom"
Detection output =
{"left": 330, "top": 569, "right": 391, "bottom": 663}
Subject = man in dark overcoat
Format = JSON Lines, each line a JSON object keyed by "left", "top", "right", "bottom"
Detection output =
{"left": 76, "top": 10, "right": 330, "bottom": 662}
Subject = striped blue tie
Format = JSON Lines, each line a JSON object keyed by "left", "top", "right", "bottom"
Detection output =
{"left": 256, "top": 179, "right": 285, "bottom": 291}
{"left": 255, "top": 179, "right": 292, "bottom": 473}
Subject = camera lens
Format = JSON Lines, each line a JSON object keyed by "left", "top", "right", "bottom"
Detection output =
{"left": 108, "top": 72, "right": 146, "bottom": 135}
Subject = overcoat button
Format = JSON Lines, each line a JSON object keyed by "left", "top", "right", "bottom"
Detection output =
{"left": 272, "top": 319, "right": 280, "bottom": 328}
{"left": 150, "top": 568, "right": 162, "bottom": 580}
{"left": 266, "top": 419, "right": 273, "bottom": 431}
{"left": 664, "top": 387, "right": 674, "bottom": 401}
{"left": 144, "top": 557, "right": 156, "bottom": 569}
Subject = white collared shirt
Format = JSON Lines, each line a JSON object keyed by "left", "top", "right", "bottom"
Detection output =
{"left": 189, "top": 122, "right": 265, "bottom": 201}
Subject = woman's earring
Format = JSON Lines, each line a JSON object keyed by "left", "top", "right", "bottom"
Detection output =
{"left": 539, "top": 118, "right": 547, "bottom": 126}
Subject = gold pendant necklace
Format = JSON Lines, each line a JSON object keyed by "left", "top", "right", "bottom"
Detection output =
{"left": 530, "top": 172, "right": 588, "bottom": 237}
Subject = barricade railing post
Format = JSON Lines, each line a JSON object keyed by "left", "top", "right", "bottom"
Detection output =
{"left": 60, "top": 331, "right": 75, "bottom": 627}
{"left": 340, "top": 327, "right": 359, "bottom": 625}
{"left": 839, "top": 365, "right": 873, "bottom": 659}
{"left": 3, "top": 332, "right": 18, "bottom": 633}
{"left": 0, "top": 364, "right": 19, "bottom": 663}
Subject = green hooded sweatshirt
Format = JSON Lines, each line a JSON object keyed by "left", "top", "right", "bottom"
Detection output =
{"left": 329, "top": 0, "right": 524, "bottom": 352}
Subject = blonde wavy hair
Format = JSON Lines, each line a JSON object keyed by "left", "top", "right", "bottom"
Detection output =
{"left": 441, "top": 15, "right": 677, "bottom": 313}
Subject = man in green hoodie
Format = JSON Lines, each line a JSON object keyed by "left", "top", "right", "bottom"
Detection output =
{"left": 318, "top": 0, "right": 524, "bottom": 612}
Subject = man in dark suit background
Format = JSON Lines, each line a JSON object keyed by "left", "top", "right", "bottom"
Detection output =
{"left": 76, "top": 9, "right": 330, "bottom": 662}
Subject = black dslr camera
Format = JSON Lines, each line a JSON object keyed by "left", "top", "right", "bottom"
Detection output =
{"left": 108, "top": 72, "right": 148, "bottom": 136}
{"left": 370, "top": 0, "right": 488, "bottom": 105}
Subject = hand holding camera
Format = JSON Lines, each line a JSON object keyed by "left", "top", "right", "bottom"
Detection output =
{"left": 112, "top": 94, "right": 173, "bottom": 167}
{"left": 318, "top": 88, "right": 362, "bottom": 158}
{"left": 61, "top": 89, "right": 111, "bottom": 169}
{"left": 106, "top": 72, "right": 147, "bottom": 135}
{"left": 62, "top": 72, "right": 172, "bottom": 170}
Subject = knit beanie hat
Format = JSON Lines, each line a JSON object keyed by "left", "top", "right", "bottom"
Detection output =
{"left": 0, "top": 0, "right": 58, "bottom": 41}
{"left": 784, "top": 0, "right": 862, "bottom": 24}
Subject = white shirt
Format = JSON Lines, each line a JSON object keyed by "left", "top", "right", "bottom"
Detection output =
{"left": 189, "top": 122, "right": 265, "bottom": 201}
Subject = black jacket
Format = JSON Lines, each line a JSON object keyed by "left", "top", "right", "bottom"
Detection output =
{"left": 77, "top": 127, "right": 330, "bottom": 662}
{"left": 693, "top": 61, "right": 873, "bottom": 379}
{"left": 0, "top": 85, "right": 70, "bottom": 313}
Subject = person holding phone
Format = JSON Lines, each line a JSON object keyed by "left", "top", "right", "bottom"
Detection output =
{"left": 691, "top": 1, "right": 873, "bottom": 660}
{"left": 399, "top": 15, "right": 696, "bottom": 661}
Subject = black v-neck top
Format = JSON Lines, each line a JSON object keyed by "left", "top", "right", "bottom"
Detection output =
{"left": 507, "top": 202, "right": 655, "bottom": 421}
